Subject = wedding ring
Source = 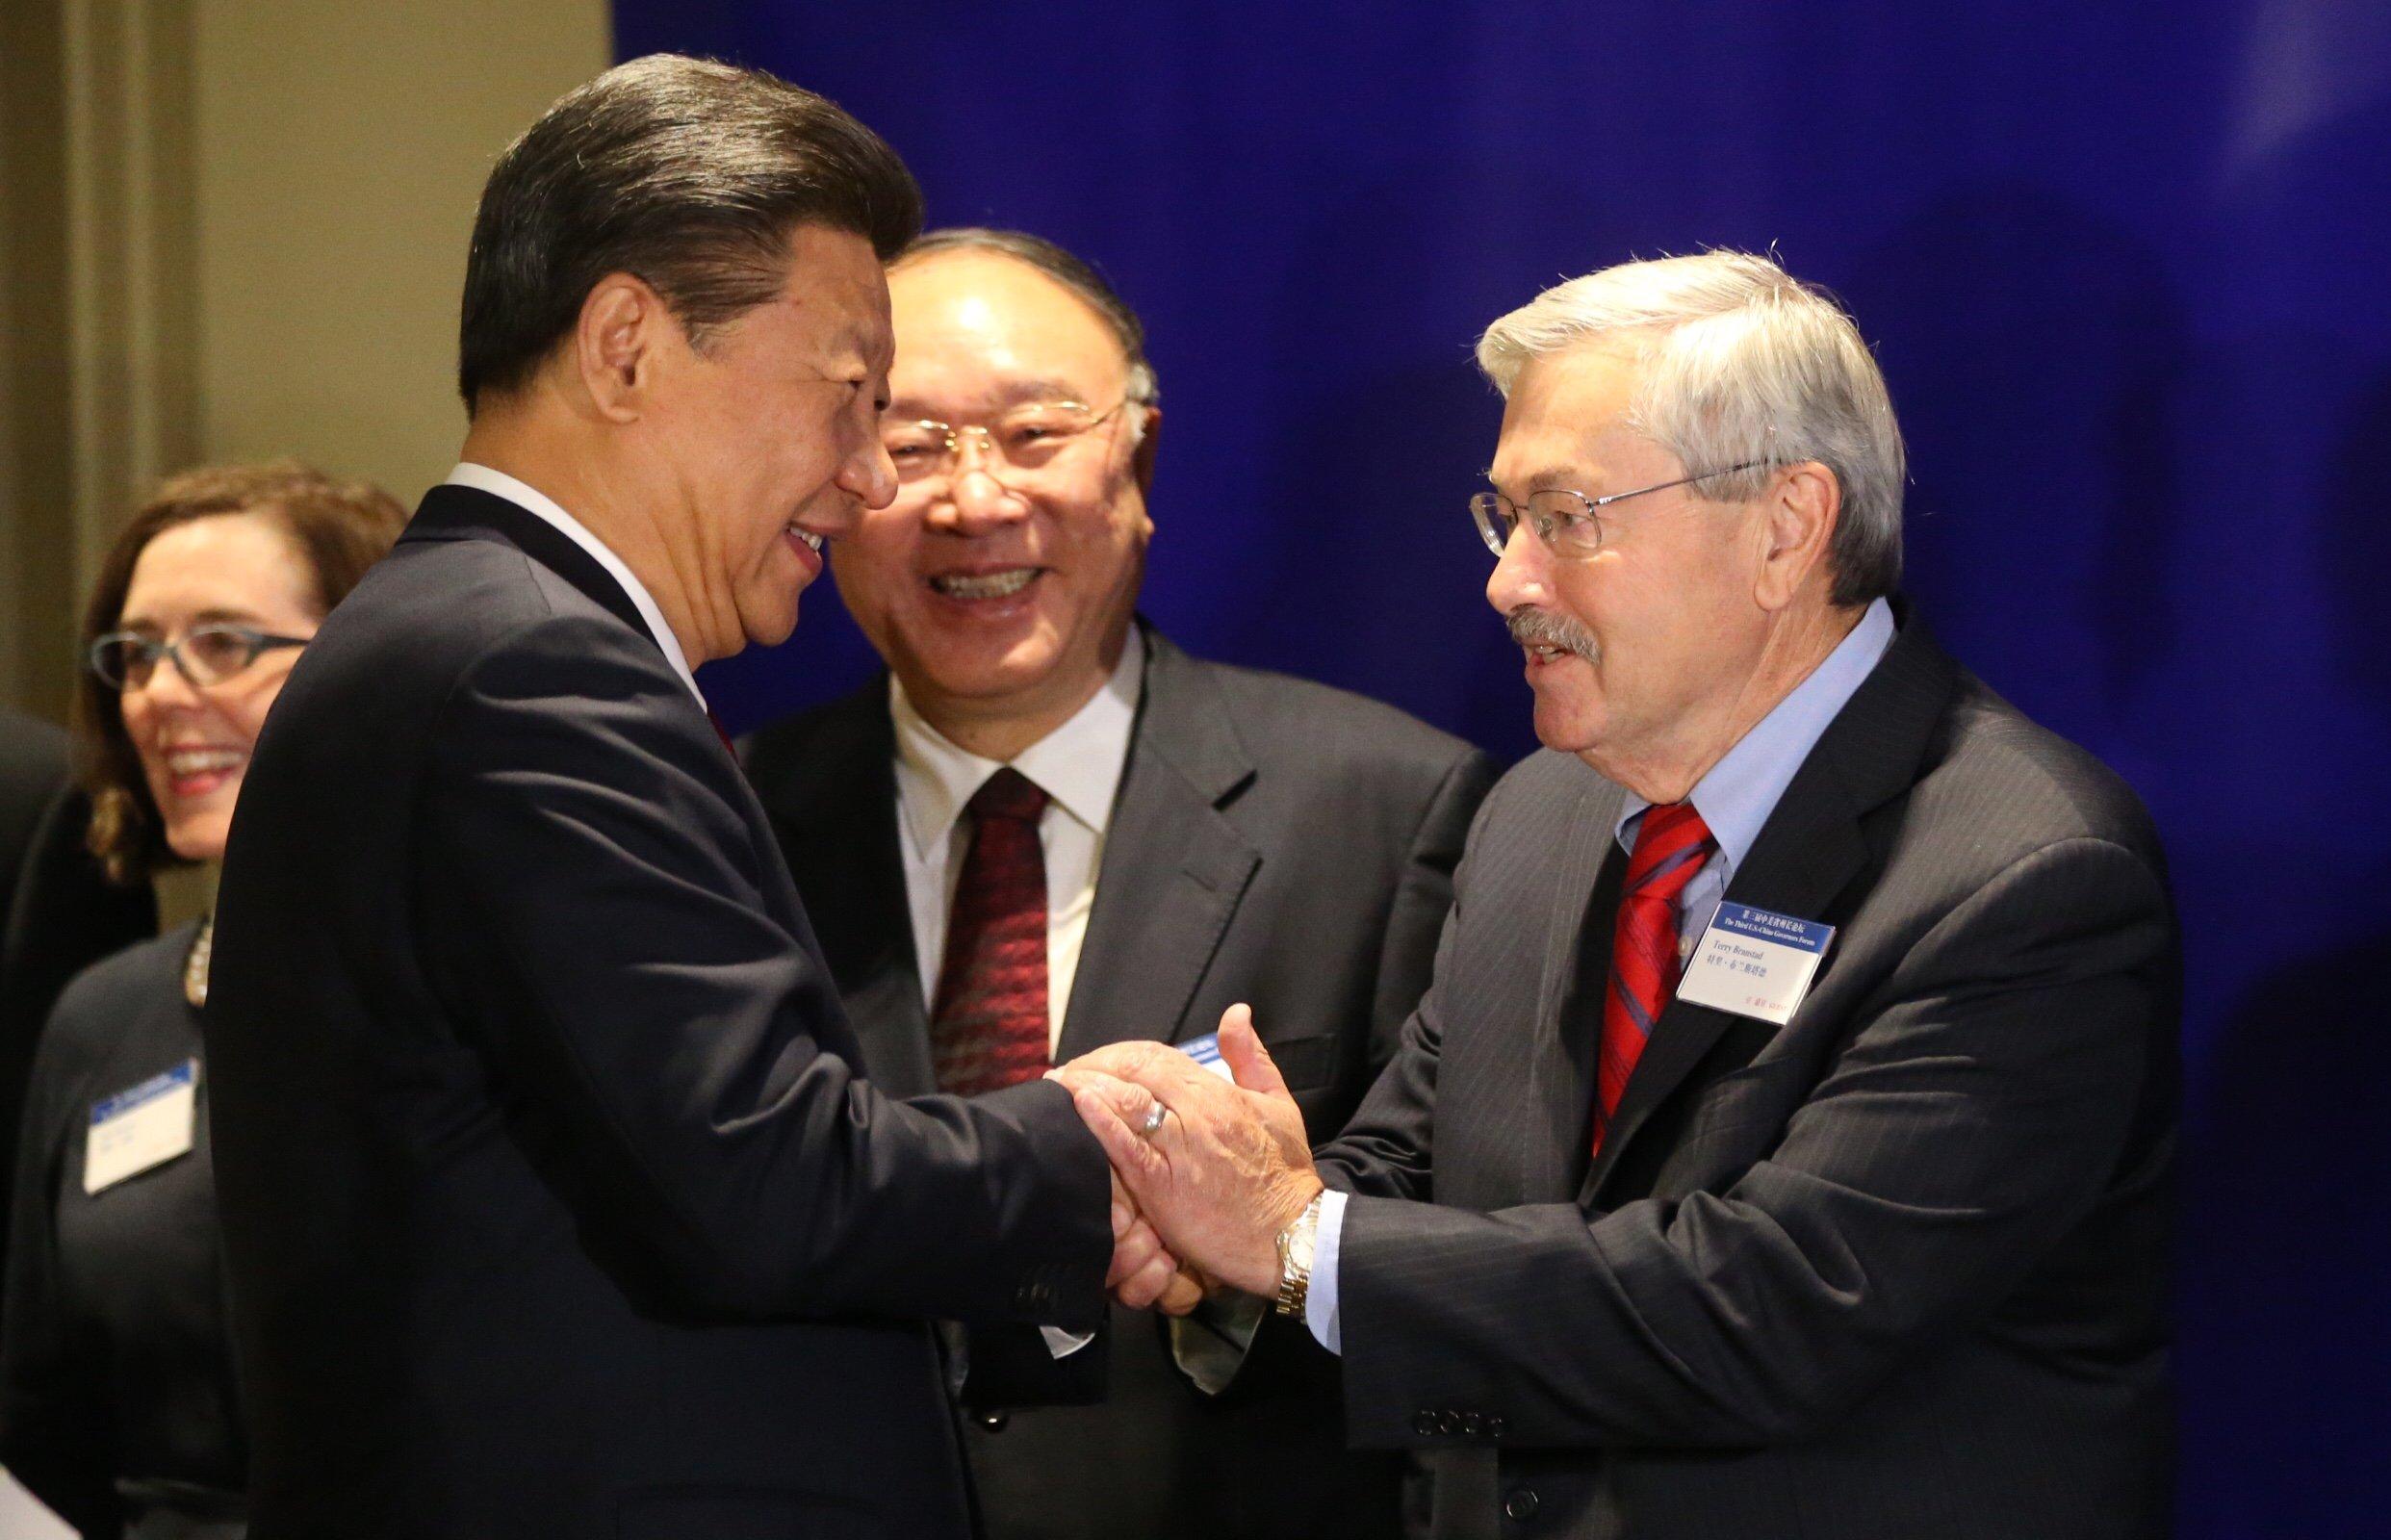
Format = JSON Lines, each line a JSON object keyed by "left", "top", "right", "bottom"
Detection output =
{"left": 1137, "top": 1101, "right": 1169, "bottom": 1138}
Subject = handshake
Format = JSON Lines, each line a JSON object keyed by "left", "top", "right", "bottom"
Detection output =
{"left": 1049, "top": 1005, "right": 1326, "bottom": 1317}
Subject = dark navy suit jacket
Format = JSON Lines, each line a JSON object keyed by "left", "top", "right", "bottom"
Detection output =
{"left": 208, "top": 485, "right": 1112, "bottom": 1539}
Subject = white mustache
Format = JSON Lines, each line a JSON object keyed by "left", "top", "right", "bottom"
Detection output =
{"left": 1506, "top": 606, "right": 1599, "bottom": 662}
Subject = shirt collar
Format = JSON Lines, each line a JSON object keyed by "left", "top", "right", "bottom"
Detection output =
{"left": 890, "top": 626, "right": 1145, "bottom": 859}
{"left": 442, "top": 462, "right": 704, "bottom": 705}
{"left": 1615, "top": 597, "right": 1897, "bottom": 871}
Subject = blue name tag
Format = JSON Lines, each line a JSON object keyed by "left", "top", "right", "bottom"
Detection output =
{"left": 86, "top": 1060, "right": 198, "bottom": 1194}
{"left": 90, "top": 1060, "right": 195, "bottom": 1124}
{"left": 1178, "top": 1033, "right": 1234, "bottom": 1081}
{"left": 1704, "top": 903, "right": 1834, "bottom": 955}
{"left": 1676, "top": 903, "right": 1838, "bottom": 1027}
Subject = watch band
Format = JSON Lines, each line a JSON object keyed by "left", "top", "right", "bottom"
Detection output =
{"left": 1273, "top": 1191, "right": 1324, "bottom": 1319}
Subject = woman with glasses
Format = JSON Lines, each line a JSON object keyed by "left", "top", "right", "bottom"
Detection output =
{"left": 1, "top": 461, "right": 401, "bottom": 1540}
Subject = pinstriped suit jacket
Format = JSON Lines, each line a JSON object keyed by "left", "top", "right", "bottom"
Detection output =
{"left": 1316, "top": 609, "right": 2177, "bottom": 1540}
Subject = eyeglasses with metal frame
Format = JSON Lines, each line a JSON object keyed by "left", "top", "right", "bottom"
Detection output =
{"left": 880, "top": 397, "right": 1141, "bottom": 487}
{"left": 1469, "top": 460, "right": 1772, "bottom": 558}
{"left": 87, "top": 624, "right": 311, "bottom": 692}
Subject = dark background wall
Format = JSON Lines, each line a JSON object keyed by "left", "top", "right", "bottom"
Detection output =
{"left": 616, "top": 4, "right": 2391, "bottom": 1532}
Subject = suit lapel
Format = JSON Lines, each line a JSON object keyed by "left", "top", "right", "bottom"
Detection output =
{"left": 1532, "top": 780, "right": 1618, "bottom": 1030}
{"left": 1581, "top": 608, "right": 1959, "bottom": 1203}
{"left": 1056, "top": 630, "right": 1260, "bottom": 1063}
{"left": 1580, "top": 800, "right": 1872, "bottom": 1202}
{"left": 1519, "top": 776, "right": 1627, "bottom": 1202}
{"left": 755, "top": 687, "right": 938, "bottom": 1097}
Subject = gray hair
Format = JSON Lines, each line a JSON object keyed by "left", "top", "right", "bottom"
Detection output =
{"left": 1476, "top": 250, "right": 1904, "bottom": 605}
{"left": 893, "top": 227, "right": 1160, "bottom": 412}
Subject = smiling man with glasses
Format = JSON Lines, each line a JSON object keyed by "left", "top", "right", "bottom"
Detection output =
{"left": 744, "top": 227, "right": 1494, "bottom": 1540}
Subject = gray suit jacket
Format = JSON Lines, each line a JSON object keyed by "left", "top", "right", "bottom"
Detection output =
{"left": 1317, "top": 609, "right": 2177, "bottom": 1540}
{"left": 745, "top": 625, "right": 1497, "bottom": 1540}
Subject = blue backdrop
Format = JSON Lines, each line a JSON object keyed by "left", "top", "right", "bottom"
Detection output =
{"left": 616, "top": 5, "right": 2391, "bottom": 1532}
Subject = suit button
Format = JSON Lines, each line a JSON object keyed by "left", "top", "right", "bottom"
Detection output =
{"left": 1414, "top": 1409, "right": 1440, "bottom": 1436}
{"left": 978, "top": 1411, "right": 1009, "bottom": 1432}
{"left": 1461, "top": 1412, "right": 1484, "bottom": 1436}
{"left": 1438, "top": 1409, "right": 1464, "bottom": 1435}
{"left": 1487, "top": 1415, "right": 1506, "bottom": 1440}
{"left": 1504, "top": 1487, "right": 1539, "bottom": 1522}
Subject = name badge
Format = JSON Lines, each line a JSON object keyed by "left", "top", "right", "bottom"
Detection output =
{"left": 1675, "top": 903, "right": 1836, "bottom": 1027}
{"left": 84, "top": 1060, "right": 197, "bottom": 1194}
{"left": 1177, "top": 1033, "right": 1236, "bottom": 1082}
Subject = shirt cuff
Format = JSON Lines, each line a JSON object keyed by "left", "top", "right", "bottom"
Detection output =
{"left": 1304, "top": 1188, "right": 1348, "bottom": 1355}
{"left": 1170, "top": 1289, "right": 1269, "bottom": 1396}
{"left": 1041, "top": 1325, "right": 1095, "bottom": 1358}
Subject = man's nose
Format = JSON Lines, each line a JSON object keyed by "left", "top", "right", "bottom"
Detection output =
{"left": 1485, "top": 524, "right": 1549, "bottom": 615}
{"left": 839, "top": 437, "right": 899, "bottom": 519}
{"left": 935, "top": 466, "right": 1030, "bottom": 535}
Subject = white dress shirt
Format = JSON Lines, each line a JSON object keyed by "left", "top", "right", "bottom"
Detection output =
{"left": 890, "top": 628, "right": 1144, "bottom": 1053}
{"left": 892, "top": 632, "right": 1143, "bottom": 1360}
{"left": 442, "top": 462, "right": 704, "bottom": 705}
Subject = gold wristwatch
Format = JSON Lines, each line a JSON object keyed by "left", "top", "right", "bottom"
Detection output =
{"left": 1273, "top": 1191, "right": 1324, "bottom": 1319}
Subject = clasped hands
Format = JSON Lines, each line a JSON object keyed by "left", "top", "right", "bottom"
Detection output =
{"left": 1050, "top": 1005, "right": 1324, "bottom": 1317}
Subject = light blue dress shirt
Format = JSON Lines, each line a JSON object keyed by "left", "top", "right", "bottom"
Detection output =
{"left": 1305, "top": 600, "right": 1896, "bottom": 1353}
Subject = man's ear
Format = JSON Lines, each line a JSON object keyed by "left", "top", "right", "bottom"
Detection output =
{"left": 1755, "top": 460, "right": 1839, "bottom": 612}
{"left": 1129, "top": 404, "right": 1163, "bottom": 500}
{"left": 574, "top": 272, "right": 674, "bottom": 424}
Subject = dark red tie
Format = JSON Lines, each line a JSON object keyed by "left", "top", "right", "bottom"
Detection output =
{"left": 1593, "top": 802, "right": 1716, "bottom": 1157}
{"left": 929, "top": 768, "right": 1051, "bottom": 1094}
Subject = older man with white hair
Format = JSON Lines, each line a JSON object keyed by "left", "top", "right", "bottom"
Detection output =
{"left": 1061, "top": 250, "right": 2178, "bottom": 1540}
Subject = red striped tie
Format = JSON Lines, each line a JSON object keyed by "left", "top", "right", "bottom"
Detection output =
{"left": 929, "top": 768, "right": 1051, "bottom": 1094}
{"left": 1593, "top": 802, "right": 1716, "bottom": 1157}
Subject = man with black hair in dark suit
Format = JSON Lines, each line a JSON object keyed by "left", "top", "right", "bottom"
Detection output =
{"left": 206, "top": 61, "right": 1163, "bottom": 1540}
{"left": 744, "top": 228, "right": 1495, "bottom": 1540}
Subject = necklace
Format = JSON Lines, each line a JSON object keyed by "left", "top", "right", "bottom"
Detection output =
{"left": 184, "top": 915, "right": 214, "bottom": 1010}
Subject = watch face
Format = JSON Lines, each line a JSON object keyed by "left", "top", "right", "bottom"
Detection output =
{"left": 1273, "top": 1199, "right": 1322, "bottom": 1316}
{"left": 1284, "top": 1197, "right": 1321, "bottom": 1271}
